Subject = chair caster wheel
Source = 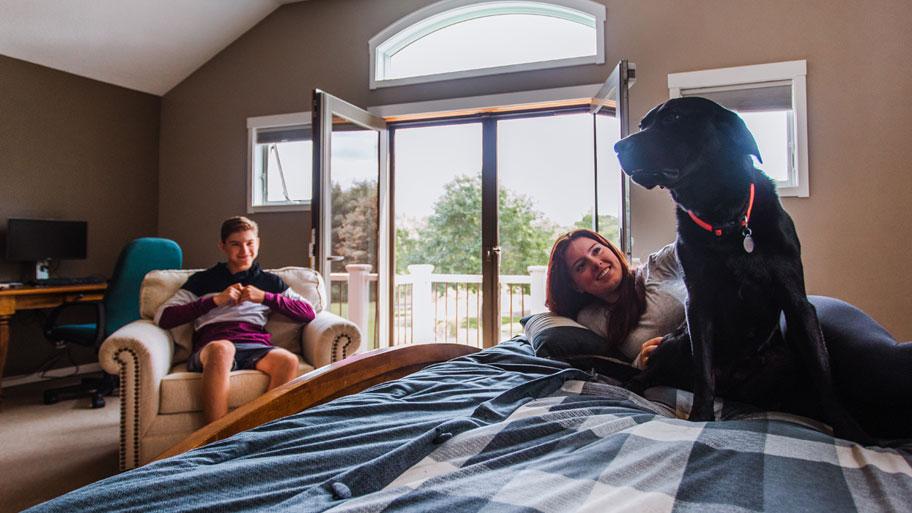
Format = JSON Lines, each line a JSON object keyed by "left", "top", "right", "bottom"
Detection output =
{"left": 44, "top": 392, "right": 59, "bottom": 405}
{"left": 91, "top": 396, "right": 106, "bottom": 409}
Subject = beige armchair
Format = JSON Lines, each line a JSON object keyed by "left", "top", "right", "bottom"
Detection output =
{"left": 99, "top": 266, "right": 361, "bottom": 470}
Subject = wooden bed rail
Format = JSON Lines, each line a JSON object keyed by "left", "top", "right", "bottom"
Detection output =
{"left": 155, "top": 343, "right": 480, "bottom": 462}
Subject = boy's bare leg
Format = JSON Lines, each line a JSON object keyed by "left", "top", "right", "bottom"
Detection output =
{"left": 199, "top": 340, "right": 235, "bottom": 423}
{"left": 255, "top": 348, "right": 299, "bottom": 390}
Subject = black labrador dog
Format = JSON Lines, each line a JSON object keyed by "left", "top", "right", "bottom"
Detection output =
{"left": 614, "top": 97, "right": 869, "bottom": 442}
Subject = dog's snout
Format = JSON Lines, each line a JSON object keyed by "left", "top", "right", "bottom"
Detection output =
{"left": 614, "top": 137, "right": 632, "bottom": 153}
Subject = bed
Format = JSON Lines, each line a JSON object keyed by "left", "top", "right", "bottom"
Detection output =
{"left": 27, "top": 337, "right": 912, "bottom": 512}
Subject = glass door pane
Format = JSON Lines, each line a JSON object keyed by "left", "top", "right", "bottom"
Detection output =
{"left": 497, "top": 111, "right": 595, "bottom": 339}
{"left": 392, "top": 122, "right": 483, "bottom": 346}
{"left": 595, "top": 111, "right": 623, "bottom": 246}
{"left": 592, "top": 60, "right": 634, "bottom": 254}
{"left": 313, "top": 90, "right": 389, "bottom": 349}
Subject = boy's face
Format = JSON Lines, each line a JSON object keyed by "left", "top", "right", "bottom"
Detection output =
{"left": 220, "top": 229, "right": 259, "bottom": 273}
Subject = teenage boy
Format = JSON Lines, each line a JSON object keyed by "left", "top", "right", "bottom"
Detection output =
{"left": 155, "top": 216, "right": 315, "bottom": 423}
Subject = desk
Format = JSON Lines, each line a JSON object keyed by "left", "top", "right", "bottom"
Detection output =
{"left": 0, "top": 283, "right": 107, "bottom": 391}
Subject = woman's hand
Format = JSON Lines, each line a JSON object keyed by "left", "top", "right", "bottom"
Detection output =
{"left": 634, "top": 336, "right": 664, "bottom": 369}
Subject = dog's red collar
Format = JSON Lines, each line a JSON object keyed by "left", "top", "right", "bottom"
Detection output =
{"left": 687, "top": 182, "right": 755, "bottom": 237}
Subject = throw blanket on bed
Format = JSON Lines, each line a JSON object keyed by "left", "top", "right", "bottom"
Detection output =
{"left": 28, "top": 339, "right": 912, "bottom": 513}
{"left": 326, "top": 380, "right": 912, "bottom": 512}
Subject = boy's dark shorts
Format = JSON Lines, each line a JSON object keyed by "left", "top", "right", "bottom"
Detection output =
{"left": 186, "top": 342, "right": 274, "bottom": 372}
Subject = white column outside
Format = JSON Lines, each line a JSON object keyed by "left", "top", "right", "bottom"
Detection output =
{"left": 408, "top": 264, "right": 435, "bottom": 342}
{"left": 345, "top": 264, "right": 372, "bottom": 347}
{"left": 528, "top": 265, "right": 548, "bottom": 314}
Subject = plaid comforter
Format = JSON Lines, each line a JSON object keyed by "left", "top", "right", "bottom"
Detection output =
{"left": 28, "top": 339, "right": 912, "bottom": 513}
{"left": 327, "top": 381, "right": 912, "bottom": 513}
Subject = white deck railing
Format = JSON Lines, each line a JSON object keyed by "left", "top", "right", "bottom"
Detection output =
{"left": 330, "top": 264, "right": 548, "bottom": 349}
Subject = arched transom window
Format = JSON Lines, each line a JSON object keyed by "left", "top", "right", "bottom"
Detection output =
{"left": 370, "top": 0, "right": 605, "bottom": 88}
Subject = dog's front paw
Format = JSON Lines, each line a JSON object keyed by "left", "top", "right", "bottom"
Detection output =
{"left": 625, "top": 373, "right": 649, "bottom": 396}
{"left": 834, "top": 418, "right": 875, "bottom": 446}
{"left": 688, "top": 401, "right": 715, "bottom": 422}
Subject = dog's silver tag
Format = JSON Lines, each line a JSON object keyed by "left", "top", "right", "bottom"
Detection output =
{"left": 742, "top": 228, "right": 755, "bottom": 253}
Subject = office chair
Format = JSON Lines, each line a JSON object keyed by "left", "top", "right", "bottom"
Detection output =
{"left": 42, "top": 237, "right": 183, "bottom": 408}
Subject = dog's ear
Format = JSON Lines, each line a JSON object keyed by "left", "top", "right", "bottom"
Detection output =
{"left": 717, "top": 109, "right": 763, "bottom": 164}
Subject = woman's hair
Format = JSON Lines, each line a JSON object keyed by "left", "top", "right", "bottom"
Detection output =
{"left": 220, "top": 216, "right": 259, "bottom": 242}
{"left": 545, "top": 229, "right": 645, "bottom": 348}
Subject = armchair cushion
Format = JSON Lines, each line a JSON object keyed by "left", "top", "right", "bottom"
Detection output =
{"left": 159, "top": 358, "right": 316, "bottom": 414}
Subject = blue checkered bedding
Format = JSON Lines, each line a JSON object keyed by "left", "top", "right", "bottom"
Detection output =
{"left": 28, "top": 339, "right": 912, "bottom": 513}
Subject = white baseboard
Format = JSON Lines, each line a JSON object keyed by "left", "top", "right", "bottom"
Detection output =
{"left": 1, "top": 363, "right": 102, "bottom": 389}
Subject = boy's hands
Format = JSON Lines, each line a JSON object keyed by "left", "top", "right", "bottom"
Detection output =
{"left": 213, "top": 284, "right": 265, "bottom": 306}
{"left": 213, "top": 284, "right": 243, "bottom": 306}
{"left": 239, "top": 285, "right": 265, "bottom": 304}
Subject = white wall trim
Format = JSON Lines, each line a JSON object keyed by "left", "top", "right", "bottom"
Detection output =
{"left": 667, "top": 60, "right": 806, "bottom": 90}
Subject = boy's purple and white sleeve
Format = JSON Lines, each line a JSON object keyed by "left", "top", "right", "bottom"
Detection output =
{"left": 154, "top": 289, "right": 217, "bottom": 329}
{"left": 264, "top": 288, "right": 316, "bottom": 323}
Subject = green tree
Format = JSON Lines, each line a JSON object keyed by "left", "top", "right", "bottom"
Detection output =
{"left": 499, "top": 187, "right": 557, "bottom": 274}
{"left": 411, "top": 175, "right": 482, "bottom": 274}
{"left": 400, "top": 174, "right": 555, "bottom": 274}
{"left": 331, "top": 180, "right": 378, "bottom": 271}
{"left": 574, "top": 210, "right": 621, "bottom": 247}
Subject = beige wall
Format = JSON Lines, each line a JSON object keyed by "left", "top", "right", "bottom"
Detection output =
{"left": 160, "top": 0, "right": 912, "bottom": 339}
{"left": 0, "top": 55, "right": 161, "bottom": 374}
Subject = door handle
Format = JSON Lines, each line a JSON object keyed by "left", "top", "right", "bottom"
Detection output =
{"left": 484, "top": 246, "right": 501, "bottom": 262}
{"left": 327, "top": 255, "right": 345, "bottom": 262}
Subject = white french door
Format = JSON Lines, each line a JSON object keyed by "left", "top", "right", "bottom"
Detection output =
{"left": 312, "top": 89, "right": 390, "bottom": 348}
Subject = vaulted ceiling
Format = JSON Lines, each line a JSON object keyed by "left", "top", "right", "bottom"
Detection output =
{"left": 0, "top": 0, "right": 304, "bottom": 96}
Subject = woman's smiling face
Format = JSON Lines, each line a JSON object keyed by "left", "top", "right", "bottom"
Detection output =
{"left": 564, "top": 236, "right": 623, "bottom": 302}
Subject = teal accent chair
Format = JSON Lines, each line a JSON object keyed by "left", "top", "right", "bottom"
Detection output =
{"left": 43, "top": 238, "right": 182, "bottom": 408}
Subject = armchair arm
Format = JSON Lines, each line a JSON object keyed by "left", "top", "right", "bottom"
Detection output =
{"left": 300, "top": 310, "right": 362, "bottom": 368}
{"left": 99, "top": 319, "right": 174, "bottom": 470}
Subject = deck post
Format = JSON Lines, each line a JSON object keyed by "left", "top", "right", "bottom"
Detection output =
{"left": 528, "top": 265, "right": 548, "bottom": 314}
{"left": 346, "top": 264, "right": 372, "bottom": 348}
{"left": 408, "top": 264, "right": 435, "bottom": 342}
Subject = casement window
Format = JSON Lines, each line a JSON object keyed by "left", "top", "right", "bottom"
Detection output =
{"left": 246, "top": 113, "right": 312, "bottom": 212}
{"left": 668, "top": 60, "right": 809, "bottom": 197}
{"left": 369, "top": 0, "right": 606, "bottom": 89}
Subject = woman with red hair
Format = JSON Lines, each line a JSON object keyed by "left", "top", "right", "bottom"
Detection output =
{"left": 546, "top": 229, "right": 681, "bottom": 368}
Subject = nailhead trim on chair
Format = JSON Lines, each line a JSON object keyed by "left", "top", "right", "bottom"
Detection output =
{"left": 331, "top": 333, "right": 354, "bottom": 362}
{"left": 112, "top": 347, "right": 141, "bottom": 471}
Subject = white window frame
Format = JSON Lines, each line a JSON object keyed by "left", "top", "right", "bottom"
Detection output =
{"left": 369, "top": 0, "right": 606, "bottom": 90}
{"left": 246, "top": 112, "right": 312, "bottom": 213}
{"left": 668, "top": 60, "right": 809, "bottom": 197}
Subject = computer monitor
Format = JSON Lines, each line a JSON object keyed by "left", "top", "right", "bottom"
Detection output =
{"left": 5, "top": 218, "right": 88, "bottom": 279}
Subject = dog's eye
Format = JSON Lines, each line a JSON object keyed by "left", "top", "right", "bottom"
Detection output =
{"left": 663, "top": 113, "right": 682, "bottom": 125}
